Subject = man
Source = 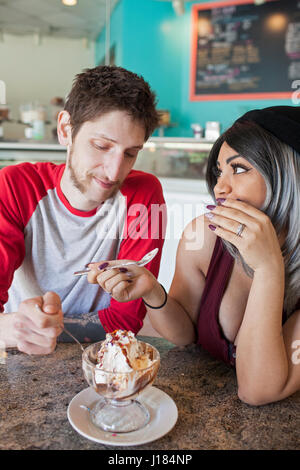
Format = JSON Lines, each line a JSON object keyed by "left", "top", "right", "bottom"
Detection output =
{"left": 0, "top": 65, "right": 166, "bottom": 355}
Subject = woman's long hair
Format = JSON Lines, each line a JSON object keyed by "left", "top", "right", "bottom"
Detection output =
{"left": 206, "top": 121, "right": 300, "bottom": 316}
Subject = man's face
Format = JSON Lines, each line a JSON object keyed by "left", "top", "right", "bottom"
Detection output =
{"left": 65, "top": 110, "right": 145, "bottom": 208}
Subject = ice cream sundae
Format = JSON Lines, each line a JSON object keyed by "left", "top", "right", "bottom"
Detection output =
{"left": 81, "top": 330, "right": 160, "bottom": 431}
{"left": 82, "top": 330, "right": 160, "bottom": 400}
{"left": 96, "top": 329, "right": 153, "bottom": 372}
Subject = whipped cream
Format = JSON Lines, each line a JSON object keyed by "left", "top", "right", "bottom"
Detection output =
{"left": 96, "top": 330, "right": 152, "bottom": 373}
{"left": 94, "top": 330, "right": 154, "bottom": 393}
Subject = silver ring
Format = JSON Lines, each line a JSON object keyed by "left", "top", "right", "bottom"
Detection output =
{"left": 236, "top": 223, "right": 245, "bottom": 237}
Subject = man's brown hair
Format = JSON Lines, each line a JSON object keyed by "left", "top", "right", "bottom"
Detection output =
{"left": 64, "top": 65, "right": 160, "bottom": 141}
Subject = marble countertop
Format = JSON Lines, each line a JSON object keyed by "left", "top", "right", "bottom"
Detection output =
{"left": 0, "top": 337, "right": 299, "bottom": 450}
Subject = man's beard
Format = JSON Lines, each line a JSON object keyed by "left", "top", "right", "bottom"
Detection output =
{"left": 67, "top": 146, "right": 91, "bottom": 195}
{"left": 67, "top": 146, "right": 121, "bottom": 203}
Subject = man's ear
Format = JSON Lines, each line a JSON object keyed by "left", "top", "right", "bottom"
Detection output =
{"left": 57, "top": 110, "right": 72, "bottom": 146}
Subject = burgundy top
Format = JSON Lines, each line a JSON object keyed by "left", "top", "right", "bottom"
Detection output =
{"left": 196, "top": 236, "right": 300, "bottom": 368}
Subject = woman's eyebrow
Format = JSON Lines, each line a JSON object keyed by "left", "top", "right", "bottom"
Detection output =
{"left": 216, "top": 154, "right": 241, "bottom": 166}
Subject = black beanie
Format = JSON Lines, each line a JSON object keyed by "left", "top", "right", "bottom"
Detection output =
{"left": 235, "top": 106, "right": 300, "bottom": 154}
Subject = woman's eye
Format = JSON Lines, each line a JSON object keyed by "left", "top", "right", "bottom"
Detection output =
{"left": 234, "top": 166, "right": 245, "bottom": 174}
{"left": 212, "top": 166, "right": 222, "bottom": 178}
{"left": 213, "top": 163, "right": 250, "bottom": 178}
{"left": 232, "top": 164, "right": 250, "bottom": 174}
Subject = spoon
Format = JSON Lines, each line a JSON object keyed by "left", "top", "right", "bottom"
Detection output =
{"left": 73, "top": 247, "right": 159, "bottom": 277}
{"left": 35, "top": 304, "right": 85, "bottom": 352}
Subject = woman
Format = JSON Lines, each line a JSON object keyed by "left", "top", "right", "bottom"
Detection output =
{"left": 87, "top": 106, "right": 300, "bottom": 406}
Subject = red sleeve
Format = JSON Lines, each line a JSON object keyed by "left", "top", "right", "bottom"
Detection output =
{"left": 0, "top": 162, "right": 62, "bottom": 312}
{"left": 98, "top": 171, "right": 166, "bottom": 334}
{"left": 0, "top": 166, "right": 26, "bottom": 311}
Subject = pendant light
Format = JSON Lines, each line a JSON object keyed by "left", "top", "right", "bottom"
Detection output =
{"left": 62, "top": 0, "right": 77, "bottom": 6}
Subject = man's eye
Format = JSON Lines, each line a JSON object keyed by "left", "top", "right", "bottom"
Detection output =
{"left": 95, "top": 144, "right": 112, "bottom": 153}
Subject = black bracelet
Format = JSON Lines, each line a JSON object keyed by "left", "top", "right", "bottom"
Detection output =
{"left": 143, "top": 284, "right": 168, "bottom": 309}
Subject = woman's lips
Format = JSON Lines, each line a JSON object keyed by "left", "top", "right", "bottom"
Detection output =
{"left": 94, "top": 177, "right": 115, "bottom": 189}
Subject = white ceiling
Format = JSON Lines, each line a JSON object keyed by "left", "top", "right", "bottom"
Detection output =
{"left": 0, "top": 0, "right": 120, "bottom": 41}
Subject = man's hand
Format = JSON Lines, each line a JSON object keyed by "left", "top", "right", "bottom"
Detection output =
{"left": 13, "top": 291, "right": 63, "bottom": 355}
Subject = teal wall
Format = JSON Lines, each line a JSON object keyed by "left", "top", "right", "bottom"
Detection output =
{"left": 95, "top": 0, "right": 293, "bottom": 137}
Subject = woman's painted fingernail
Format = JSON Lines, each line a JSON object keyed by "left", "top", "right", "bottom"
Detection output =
{"left": 205, "top": 212, "right": 215, "bottom": 220}
{"left": 208, "top": 224, "right": 216, "bottom": 231}
{"left": 98, "top": 262, "right": 109, "bottom": 270}
{"left": 206, "top": 204, "right": 216, "bottom": 210}
{"left": 119, "top": 267, "right": 128, "bottom": 273}
{"left": 216, "top": 198, "right": 226, "bottom": 204}
{"left": 127, "top": 280, "right": 133, "bottom": 283}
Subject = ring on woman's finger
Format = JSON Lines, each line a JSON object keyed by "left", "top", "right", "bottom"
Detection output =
{"left": 236, "top": 223, "right": 246, "bottom": 237}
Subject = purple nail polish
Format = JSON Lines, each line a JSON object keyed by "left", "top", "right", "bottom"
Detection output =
{"left": 216, "top": 198, "right": 226, "bottom": 204}
{"left": 119, "top": 267, "right": 128, "bottom": 273}
{"left": 98, "top": 262, "right": 109, "bottom": 270}
{"left": 208, "top": 224, "right": 216, "bottom": 231}
{"left": 206, "top": 204, "right": 216, "bottom": 210}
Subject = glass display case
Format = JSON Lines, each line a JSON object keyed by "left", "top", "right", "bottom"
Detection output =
{"left": 0, "top": 138, "right": 214, "bottom": 179}
{"left": 136, "top": 138, "right": 214, "bottom": 180}
{"left": 0, "top": 142, "right": 66, "bottom": 169}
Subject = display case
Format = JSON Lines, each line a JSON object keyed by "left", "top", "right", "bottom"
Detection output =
{"left": 0, "top": 141, "right": 66, "bottom": 169}
{"left": 0, "top": 138, "right": 214, "bottom": 179}
{"left": 135, "top": 137, "right": 213, "bottom": 180}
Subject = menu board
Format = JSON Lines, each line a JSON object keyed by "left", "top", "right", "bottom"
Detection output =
{"left": 190, "top": 0, "right": 300, "bottom": 100}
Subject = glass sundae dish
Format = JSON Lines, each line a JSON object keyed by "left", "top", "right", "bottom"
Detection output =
{"left": 82, "top": 330, "right": 160, "bottom": 433}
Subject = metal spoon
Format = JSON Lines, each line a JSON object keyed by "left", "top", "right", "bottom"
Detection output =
{"left": 73, "top": 247, "right": 159, "bottom": 277}
{"left": 35, "top": 304, "right": 85, "bottom": 352}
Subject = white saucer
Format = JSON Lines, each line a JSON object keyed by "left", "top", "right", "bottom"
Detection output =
{"left": 67, "top": 386, "right": 178, "bottom": 446}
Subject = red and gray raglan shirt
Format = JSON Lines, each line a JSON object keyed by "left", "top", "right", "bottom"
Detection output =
{"left": 0, "top": 162, "right": 166, "bottom": 339}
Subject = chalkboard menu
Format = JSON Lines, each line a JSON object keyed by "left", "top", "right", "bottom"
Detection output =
{"left": 190, "top": 0, "right": 300, "bottom": 100}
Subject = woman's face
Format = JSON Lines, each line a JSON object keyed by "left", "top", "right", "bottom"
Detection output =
{"left": 213, "top": 141, "right": 267, "bottom": 209}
